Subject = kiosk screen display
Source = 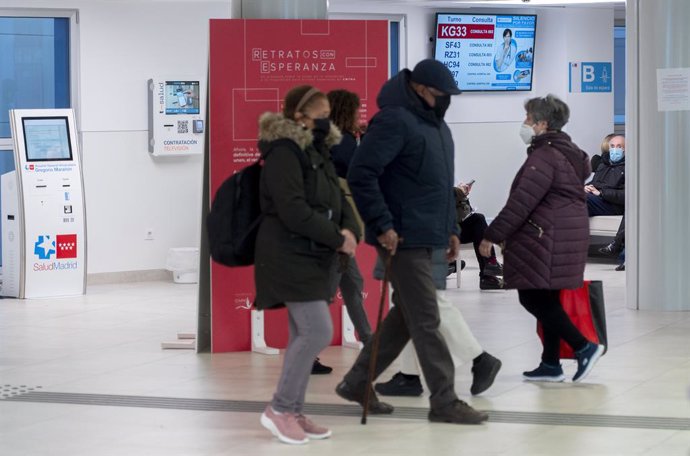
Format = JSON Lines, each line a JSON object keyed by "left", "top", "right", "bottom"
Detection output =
{"left": 165, "top": 81, "right": 200, "bottom": 114}
{"left": 22, "top": 117, "right": 73, "bottom": 162}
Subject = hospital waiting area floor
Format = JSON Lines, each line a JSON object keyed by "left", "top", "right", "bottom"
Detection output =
{"left": 1, "top": 253, "right": 689, "bottom": 456}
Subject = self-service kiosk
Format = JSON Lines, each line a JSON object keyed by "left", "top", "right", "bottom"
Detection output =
{"left": 1, "top": 109, "right": 87, "bottom": 298}
{"left": 147, "top": 78, "right": 205, "bottom": 156}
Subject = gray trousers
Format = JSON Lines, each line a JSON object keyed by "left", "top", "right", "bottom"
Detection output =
{"left": 343, "top": 248, "right": 458, "bottom": 410}
{"left": 335, "top": 257, "right": 372, "bottom": 344}
{"left": 271, "top": 300, "right": 333, "bottom": 414}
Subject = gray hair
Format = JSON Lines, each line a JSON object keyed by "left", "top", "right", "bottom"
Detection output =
{"left": 524, "top": 94, "right": 570, "bottom": 130}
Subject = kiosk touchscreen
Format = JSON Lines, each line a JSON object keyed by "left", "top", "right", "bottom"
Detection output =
{"left": 23, "top": 117, "right": 73, "bottom": 161}
{"left": 1, "top": 109, "right": 87, "bottom": 298}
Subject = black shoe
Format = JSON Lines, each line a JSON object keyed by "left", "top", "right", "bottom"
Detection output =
{"left": 598, "top": 242, "right": 620, "bottom": 256}
{"left": 335, "top": 380, "right": 394, "bottom": 414}
{"left": 479, "top": 276, "right": 504, "bottom": 290}
{"left": 470, "top": 352, "right": 502, "bottom": 396}
{"left": 374, "top": 372, "right": 423, "bottom": 397}
{"left": 615, "top": 263, "right": 625, "bottom": 271}
{"left": 483, "top": 261, "right": 503, "bottom": 277}
{"left": 311, "top": 358, "right": 332, "bottom": 375}
{"left": 447, "top": 260, "right": 467, "bottom": 277}
{"left": 428, "top": 399, "right": 488, "bottom": 424}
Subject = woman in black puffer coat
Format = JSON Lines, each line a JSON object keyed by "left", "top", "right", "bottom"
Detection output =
{"left": 255, "top": 85, "right": 359, "bottom": 445}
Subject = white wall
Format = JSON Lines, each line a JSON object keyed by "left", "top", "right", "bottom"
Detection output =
{"left": 4, "top": 1, "right": 614, "bottom": 274}
{"left": 330, "top": 2, "right": 614, "bottom": 220}
{"left": 14, "top": 1, "right": 234, "bottom": 274}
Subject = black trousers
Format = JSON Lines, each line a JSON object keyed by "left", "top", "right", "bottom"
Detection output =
{"left": 343, "top": 248, "right": 457, "bottom": 410}
{"left": 613, "top": 217, "right": 625, "bottom": 250}
{"left": 460, "top": 213, "right": 496, "bottom": 275}
{"left": 517, "top": 289, "right": 589, "bottom": 365}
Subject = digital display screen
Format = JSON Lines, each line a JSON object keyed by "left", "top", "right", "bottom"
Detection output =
{"left": 165, "top": 81, "right": 200, "bottom": 114}
{"left": 22, "top": 117, "right": 73, "bottom": 162}
{"left": 434, "top": 14, "right": 537, "bottom": 92}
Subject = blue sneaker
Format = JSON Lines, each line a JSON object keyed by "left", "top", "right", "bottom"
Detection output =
{"left": 573, "top": 342, "right": 605, "bottom": 382}
{"left": 523, "top": 362, "right": 565, "bottom": 382}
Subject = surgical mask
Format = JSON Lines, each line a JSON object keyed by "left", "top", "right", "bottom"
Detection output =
{"left": 433, "top": 95, "right": 451, "bottom": 119}
{"left": 519, "top": 123, "right": 536, "bottom": 144}
{"left": 609, "top": 147, "right": 624, "bottom": 163}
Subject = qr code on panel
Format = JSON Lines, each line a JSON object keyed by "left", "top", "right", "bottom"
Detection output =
{"left": 178, "top": 120, "right": 189, "bottom": 134}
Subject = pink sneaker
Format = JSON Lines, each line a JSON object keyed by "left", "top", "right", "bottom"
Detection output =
{"left": 260, "top": 405, "right": 308, "bottom": 445}
{"left": 296, "top": 414, "right": 332, "bottom": 439}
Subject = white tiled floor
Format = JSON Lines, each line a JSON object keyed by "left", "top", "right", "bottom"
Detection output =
{"left": 1, "top": 255, "right": 689, "bottom": 455}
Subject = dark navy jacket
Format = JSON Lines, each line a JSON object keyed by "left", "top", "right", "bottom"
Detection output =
{"left": 347, "top": 69, "right": 459, "bottom": 249}
{"left": 330, "top": 131, "right": 357, "bottom": 179}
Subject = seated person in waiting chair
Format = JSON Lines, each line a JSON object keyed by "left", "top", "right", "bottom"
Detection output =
{"left": 589, "top": 134, "right": 626, "bottom": 271}
{"left": 586, "top": 134, "right": 625, "bottom": 216}
{"left": 448, "top": 182, "right": 504, "bottom": 290}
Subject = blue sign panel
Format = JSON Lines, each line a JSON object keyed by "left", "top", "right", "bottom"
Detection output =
{"left": 570, "top": 62, "right": 612, "bottom": 93}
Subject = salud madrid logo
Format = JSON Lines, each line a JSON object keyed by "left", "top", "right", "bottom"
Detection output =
{"left": 34, "top": 234, "right": 77, "bottom": 259}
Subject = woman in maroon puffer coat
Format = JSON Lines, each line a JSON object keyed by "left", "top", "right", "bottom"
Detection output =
{"left": 479, "top": 94, "right": 605, "bottom": 384}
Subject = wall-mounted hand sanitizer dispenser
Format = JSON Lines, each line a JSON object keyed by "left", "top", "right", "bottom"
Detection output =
{"left": 148, "top": 78, "right": 205, "bottom": 156}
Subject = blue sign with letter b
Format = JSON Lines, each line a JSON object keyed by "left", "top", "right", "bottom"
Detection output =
{"left": 569, "top": 62, "right": 612, "bottom": 93}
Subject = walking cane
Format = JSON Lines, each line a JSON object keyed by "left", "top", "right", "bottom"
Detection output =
{"left": 361, "top": 253, "right": 392, "bottom": 425}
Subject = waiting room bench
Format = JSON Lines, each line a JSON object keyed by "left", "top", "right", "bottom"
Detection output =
{"left": 590, "top": 215, "right": 623, "bottom": 237}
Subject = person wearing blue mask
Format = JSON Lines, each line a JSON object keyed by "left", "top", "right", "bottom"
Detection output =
{"left": 585, "top": 134, "right": 625, "bottom": 217}
{"left": 589, "top": 134, "right": 627, "bottom": 270}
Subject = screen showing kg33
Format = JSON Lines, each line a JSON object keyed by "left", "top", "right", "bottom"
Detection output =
{"left": 434, "top": 13, "right": 537, "bottom": 92}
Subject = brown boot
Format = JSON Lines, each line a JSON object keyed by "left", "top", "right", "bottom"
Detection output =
{"left": 428, "top": 400, "right": 488, "bottom": 424}
{"left": 335, "top": 380, "right": 394, "bottom": 414}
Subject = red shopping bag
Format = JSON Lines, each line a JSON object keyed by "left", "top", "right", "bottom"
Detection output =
{"left": 537, "top": 280, "right": 608, "bottom": 359}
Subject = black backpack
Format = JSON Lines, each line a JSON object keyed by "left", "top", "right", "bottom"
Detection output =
{"left": 207, "top": 140, "right": 310, "bottom": 267}
{"left": 207, "top": 160, "right": 263, "bottom": 266}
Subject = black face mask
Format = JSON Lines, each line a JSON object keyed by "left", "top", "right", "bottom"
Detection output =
{"left": 310, "top": 118, "right": 330, "bottom": 149}
{"left": 312, "top": 118, "right": 331, "bottom": 134}
{"left": 433, "top": 95, "right": 451, "bottom": 119}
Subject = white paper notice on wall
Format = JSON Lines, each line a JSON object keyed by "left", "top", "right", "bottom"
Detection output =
{"left": 657, "top": 68, "right": 690, "bottom": 112}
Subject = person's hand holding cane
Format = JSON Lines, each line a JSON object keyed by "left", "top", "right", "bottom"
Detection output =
{"left": 377, "top": 229, "right": 400, "bottom": 255}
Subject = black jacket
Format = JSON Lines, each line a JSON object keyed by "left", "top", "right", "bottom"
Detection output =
{"left": 347, "top": 69, "right": 459, "bottom": 249}
{"left": 253, "top": 113, "right": 359, "bottom": 310}
{"left": 588, "top": 153, "right": 625, "bottom": 206}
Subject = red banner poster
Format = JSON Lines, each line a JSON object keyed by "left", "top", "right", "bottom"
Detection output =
{"left": 209, "top": 19, "right": 389, "bottom": 352}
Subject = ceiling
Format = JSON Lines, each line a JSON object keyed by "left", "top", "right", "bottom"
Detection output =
{"left": 331, "top": 0, "right": 625, "bottom": 9}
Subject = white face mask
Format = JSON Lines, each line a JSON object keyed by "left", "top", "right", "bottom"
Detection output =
{"left": 519, "top": 123, "right": 536, "bottom": 144}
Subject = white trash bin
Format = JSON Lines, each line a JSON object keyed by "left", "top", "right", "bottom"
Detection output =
{"left": 166, "top": 247, "right": 199, "bottom": 284}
